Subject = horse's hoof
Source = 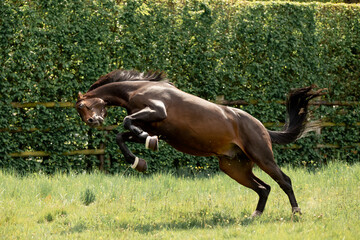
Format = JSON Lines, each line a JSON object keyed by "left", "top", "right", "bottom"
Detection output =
{"left": 251, "top": 210, "right": 262, "bottom": 218}
{"left": 145, "top": 136, "right": 158, "bottom": 151}
{"left": 132, "top": 157, "right": 148, "bottom": 172}
{"left": 292, "top": 207, "right": 302, "bottom": 215}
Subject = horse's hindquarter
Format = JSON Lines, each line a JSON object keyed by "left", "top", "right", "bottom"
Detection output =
{"left": 149, "top": 89, "right": 239, "bottom": 156}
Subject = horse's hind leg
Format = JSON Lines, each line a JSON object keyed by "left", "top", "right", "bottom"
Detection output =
{"left": 244, "top": 145, "right": 301, "bottom": 215}
{"left": 259, "top": 161, "right": 301, "bottom": 215}
{"left": 218, "top": 154, "right": 271, "bottom": 217}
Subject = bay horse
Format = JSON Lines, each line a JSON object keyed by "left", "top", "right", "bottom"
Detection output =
{"left": 76, "top": 69, "right": 324, "bottom": 217}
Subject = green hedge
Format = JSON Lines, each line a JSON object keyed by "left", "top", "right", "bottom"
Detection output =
{"left": 245, "top": 0, "right": 358, "bottom": 3}
{"left": 0, "top": 0, "right": 359, "bottom": 174}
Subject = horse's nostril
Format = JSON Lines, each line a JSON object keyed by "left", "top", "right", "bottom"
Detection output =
{"left": 88, "top": 118, "right": 94, "bottom": 123}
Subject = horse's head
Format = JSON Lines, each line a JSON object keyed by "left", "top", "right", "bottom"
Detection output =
{"left": 76, "top": 92, "right": 107, "bottom": 127}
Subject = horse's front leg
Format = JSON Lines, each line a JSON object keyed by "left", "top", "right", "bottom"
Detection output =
{"left": 122, "top": 119, "right": 159, "bottom": 151}
{"left": 116, "top": 132, "right": 148, "bottom": 172}
{"left": 123, "top": 102, "right": 167, "bottom": 151}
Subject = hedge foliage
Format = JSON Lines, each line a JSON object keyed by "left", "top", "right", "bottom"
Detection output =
{"left": 0, "top": 0, "right": 359, "bottom": 174}
{"left": 246, "top": 0, "right": 358, "bottom": 3}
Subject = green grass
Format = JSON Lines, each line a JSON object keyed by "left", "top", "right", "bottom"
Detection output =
{"left": 0, "top": 162, "right": 359, "bottom": 239}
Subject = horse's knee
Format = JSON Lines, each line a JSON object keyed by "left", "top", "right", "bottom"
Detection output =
{"left": 123, "top": 117, "right": 131, "bottom": 130}
{"left": 279, "top": 181, "right": 294, "bottom": 195}
{"left": 278, "top": 172, "right": 294, "bottom": 193}
{"left": 257, "top": 184, "right": 271, "bottom": 199}
{"left": 116, "top": 133, "right": 124, "bottom": 144}
{"left": 264, "top": 184, "right": 271, "bottom": 196}
{"left": 282, "top": 173, "right": 292, "bottom": 186}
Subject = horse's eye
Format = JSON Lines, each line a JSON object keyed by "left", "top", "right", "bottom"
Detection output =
{"left": 78, "top": 103, "right": 85, "bottom": 109}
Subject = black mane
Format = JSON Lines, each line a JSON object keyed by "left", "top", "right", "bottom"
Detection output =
{"left": 88, "top": 69, "right": 167, "bottom": 92}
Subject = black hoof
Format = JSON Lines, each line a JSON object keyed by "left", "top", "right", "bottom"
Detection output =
{"left": 132, "top": 157, "right": 147, "bottom": 172}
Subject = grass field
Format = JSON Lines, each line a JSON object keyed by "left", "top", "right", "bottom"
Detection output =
{"left": 0, "top": 162, "right": 359, "bottom": 239}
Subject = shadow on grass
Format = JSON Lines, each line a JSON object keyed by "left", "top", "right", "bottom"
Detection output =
{"left": 111, "top": 211, "right": 300, "bottom": 234}
{"left": 59, "top": 211, "right": 301, "bottom": 235}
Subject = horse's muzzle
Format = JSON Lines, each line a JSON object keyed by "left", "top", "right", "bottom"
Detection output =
{"left": 87, "top": 115, "right": 104, "bottom": 126}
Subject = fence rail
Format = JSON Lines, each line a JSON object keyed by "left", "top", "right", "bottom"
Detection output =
{"left": 9, "top": 149, "right": 105, "bottom": 157}
{"left": 10, "top": 102, "right": 74, "bottom": 108}
{"left": 8, "top": 143, "right": 360, "bottom": 158}
{"left": 9, "top": 100, "right": 360, "bottom": 108}
{"left": 1, "top": 122, "right": 359, "bottom": 133}
{"left": 4, "top": 100, "right": 360, "bottom": 158}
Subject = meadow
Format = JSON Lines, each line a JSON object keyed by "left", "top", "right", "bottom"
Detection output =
{"left": 0, "top": 162, "right": 359, "bottom": 239}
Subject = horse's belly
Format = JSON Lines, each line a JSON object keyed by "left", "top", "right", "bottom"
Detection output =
{"left": 142, "top": 102, "right": 239, "bottom": 157}
{"left": 151, "top": 121, "right": 237, "bottom": 157}
{"left": 165, "top": 138, "right": 217, "bottom": 156}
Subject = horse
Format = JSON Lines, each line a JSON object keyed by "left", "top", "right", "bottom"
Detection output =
{"left": 76, "top": 69, "right": 324, "bottom": 218}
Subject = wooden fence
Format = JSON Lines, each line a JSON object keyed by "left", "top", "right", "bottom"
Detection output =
{"left": 3, "top": 100, "right": 359, "bottom": 158}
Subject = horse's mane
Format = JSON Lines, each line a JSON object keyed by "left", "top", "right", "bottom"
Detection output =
{"left": 88, "top": 69, "right": 167, "bottom": 92}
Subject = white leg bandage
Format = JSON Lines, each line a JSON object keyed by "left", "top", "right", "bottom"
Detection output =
{"left": 145, "top": 136, "right": 151, "bottom": 149}
{"left": 131, "top": 157, "right": 139, "bottom": 169}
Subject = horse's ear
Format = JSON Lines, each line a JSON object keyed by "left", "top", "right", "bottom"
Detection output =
{"left": 78, "top": 92, "right": 84, "bottom": 100}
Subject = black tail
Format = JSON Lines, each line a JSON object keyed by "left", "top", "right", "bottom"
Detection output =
{"left": 268, "top": 86, "right": 325, "bottom": 145}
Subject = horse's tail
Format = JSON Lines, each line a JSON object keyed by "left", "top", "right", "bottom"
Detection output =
{"left": 268, "top": 86, "right": 326, "bottom": 145}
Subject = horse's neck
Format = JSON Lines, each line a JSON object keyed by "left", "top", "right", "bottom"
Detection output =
{"left": 86, "top": 82, "right": 141, "bottom": 107}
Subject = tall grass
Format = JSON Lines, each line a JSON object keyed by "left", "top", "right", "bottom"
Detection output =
{"left": 0, "top": 162, "right": 359, "bottom": 239}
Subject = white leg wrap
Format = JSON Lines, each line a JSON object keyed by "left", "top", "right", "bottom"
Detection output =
{"left": 145, "top": 136, "right": 151, "bottom": 149}
{"left": 131, "top": 157, "right": 139, "bottom": 169}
